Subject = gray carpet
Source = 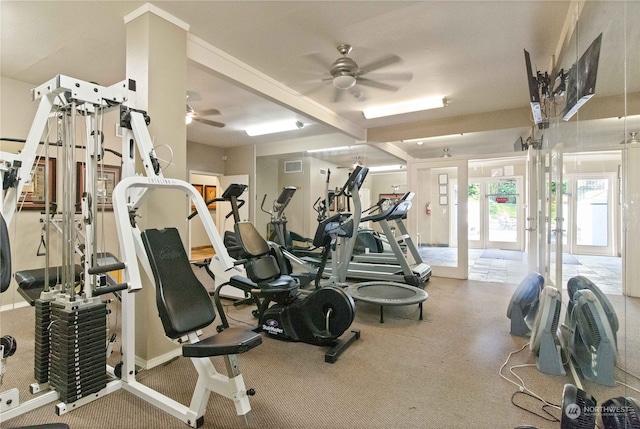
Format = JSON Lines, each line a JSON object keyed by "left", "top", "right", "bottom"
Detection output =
{"left": 1, "top": 278, "right": 638, "bottom": 429}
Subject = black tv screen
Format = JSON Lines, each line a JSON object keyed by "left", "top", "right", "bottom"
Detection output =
{"left": 563, "top": 33, "right": 603, "bottom": 121}
{"left": 524, "top": 49, "right": 542, "bottom": 125}
{"left": 513, "top": 136, "right": 525, "bottom": 152}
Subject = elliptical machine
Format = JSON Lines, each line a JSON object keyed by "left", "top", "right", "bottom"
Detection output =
{"left": 211, "top": 183, "right": 360, "bottom": 363}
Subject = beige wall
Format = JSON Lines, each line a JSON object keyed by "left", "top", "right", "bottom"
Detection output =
{"left": 187, "top": 141, "right": 226, "bottom": 174}
{"left": 225, "top": 144, "right": 255, "bottom": 220}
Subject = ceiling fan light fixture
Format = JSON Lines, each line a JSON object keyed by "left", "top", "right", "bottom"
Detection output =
{"left": 363, "top": 96, "right": 447, "bottom": 119}
{"left": 333, "top": 74, "right": 357, "bottom": 90}
{"left": 185, "top": 115, "right": 193, "bottom": 125}
{"left": 245, "top": 120, "right": 305, "bottom": 137}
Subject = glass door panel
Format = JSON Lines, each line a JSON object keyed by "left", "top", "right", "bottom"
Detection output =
{"left": 574, "top": 176, "right": 614, "bottom": 255}
{"left": 548, "top": 145, "right": 563, "bottom": 287}
{"left": 486, "top": 180, "right": 520, "bottom": 250}
{"left": 468, "top": 182, "right": 482, "bottom": 247}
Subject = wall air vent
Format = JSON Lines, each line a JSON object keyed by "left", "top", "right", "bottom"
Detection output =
{"left": 284, "top": 160, "right": 303, "bottom": 173}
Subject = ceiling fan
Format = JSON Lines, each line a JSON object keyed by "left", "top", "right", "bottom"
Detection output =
{"left": 186, "top": 97, "right": 225, "bottom": 128}
{"left": 620, "top": 131, "right": 638, "bottom": 144}
{"left": 321, "top": 44, "right": 413, "bottom": 102}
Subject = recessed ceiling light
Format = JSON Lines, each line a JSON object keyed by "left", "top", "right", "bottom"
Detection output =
{"left": 245, "top": 120, "right": 304, "bottom": 136}
{"left": 306, "top": 146, "right": 352, "bottom": 153}
{"left": 369, "top": 165, "right": 406, "bottom": 172}
{"left": 416, "top": 141, "right": 424, "bottom": 145}
{"left": 363, "top": 96, "right": 447, "bottom": 119}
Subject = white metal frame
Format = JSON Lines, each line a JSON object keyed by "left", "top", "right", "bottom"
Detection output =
{"left": 113, "top": 176, "right": 251, "bottom": 427}
{"left": 0, "top": 75, "right": 245, "bottom": 427}
{"left": 0, "top": 75, "right": 128, "bottom": 421}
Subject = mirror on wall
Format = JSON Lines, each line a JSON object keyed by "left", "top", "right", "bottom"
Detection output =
{"left": 255, "top": 144, "right": 407, "bottom": 244}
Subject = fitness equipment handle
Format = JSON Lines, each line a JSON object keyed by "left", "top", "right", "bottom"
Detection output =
{"left": 88, "top": 262, "right": 126, "bottom": 275}
{"left": 187, "top": 198, "right": 245, "bottom": 220}
{"left": 362, "top": 199, "right": 386, "bottom": 214}
{"left": 260, "top": 194, "right": 270, "bottom": 215}
{"left": 93, "top": 282, "right": 129, "bottom": 296}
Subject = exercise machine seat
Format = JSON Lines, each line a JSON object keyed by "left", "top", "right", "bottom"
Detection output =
{"left": 182, "top": 327, "right": 262, "bottom": 358}
{"left": 233, "top": 222, "right": 298, "bottom": 294}
{"left": 14, "top": 265, "right": 82, "bottom": 305}
{"left": 141, "top": 228, "right": 261, "bottom": 355}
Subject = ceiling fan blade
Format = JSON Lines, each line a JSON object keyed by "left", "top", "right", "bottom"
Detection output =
{"left": 357, "top": 78, "right": 399, "bottom": 92}
{"left": 186, "top": 91, "right": 202, "bottom": 101}
{"left": 194, "top": 117, "right": 225, "bottom": 128}
{"left": 358, "top": 54, "right": 401, "bottom": 75}
{"left": 303, "top": 82, "right": 329, "bottom": 97}
{"left": 332, "top": 87, "right": 345, "bottom": 103}
{"left": 303, "top": 52, "right": 332, "bottom": 70}
{"left": 198, "top": 108, "right": 221, "bottom": 116}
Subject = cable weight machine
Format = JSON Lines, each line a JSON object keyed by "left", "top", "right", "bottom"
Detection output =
{"left": 2, "top": 73, "right": 263, "bottom": 427}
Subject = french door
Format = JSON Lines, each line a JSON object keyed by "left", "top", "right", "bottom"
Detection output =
{"left": 564, "top": 174, "right": 616, "bottom": 256}
{"left": 468, "top": 178, "right": 523, "bottom": 251}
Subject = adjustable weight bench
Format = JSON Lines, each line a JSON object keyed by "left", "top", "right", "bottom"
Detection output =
{"left": 140, "top": 227, "right": 262, "bottom": 427}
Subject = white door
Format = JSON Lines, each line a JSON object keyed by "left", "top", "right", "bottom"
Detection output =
{"left": 571, "top": 174, "right": 616, "bottom": 256}
{"left": 468, "top": 178, "right": 523, "bottom": 251}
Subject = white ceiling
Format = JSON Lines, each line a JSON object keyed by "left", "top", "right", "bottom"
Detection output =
{"left": 1, "top": 1, "right": 637, "bottom": 168}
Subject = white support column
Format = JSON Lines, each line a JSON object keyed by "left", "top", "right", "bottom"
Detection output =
{"left": 125, "top": 4, "right": 189, "bottom": 365}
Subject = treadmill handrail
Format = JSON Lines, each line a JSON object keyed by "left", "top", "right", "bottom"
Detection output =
{"left": 361, "top": 192, "right": 414, "bottom": 223}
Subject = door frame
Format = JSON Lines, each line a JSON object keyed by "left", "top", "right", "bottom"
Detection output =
{"left": 409, "top": 157, "right": 468, "bottom": 279}
{"left": 565, "top": 172, "right": 617, "bottom": 256}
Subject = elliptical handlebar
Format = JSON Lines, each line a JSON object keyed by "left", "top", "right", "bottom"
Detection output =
{"left": 187, "top": 183, "right": 247, "bottom": 221}
{"left": 335, "top": 165, "right": 368, "bottom": 198}
{"left": 260, "top": 194, "right": 270, "bottom": 216}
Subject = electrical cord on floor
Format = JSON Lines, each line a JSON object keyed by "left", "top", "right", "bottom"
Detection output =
{"left": 511, "top": 391, "right": 560, "bottom": 423}
{"left": 616, "top": 364, "right": 640, "bottom": 381}
{"left": 500, "top": 344, "right": 561, "bottom": 423}
{"left": 615, "top": 380, "right": 640, "bottom": 394}
{"left": 220, "top": 303, "right": 256, "bottom": 328}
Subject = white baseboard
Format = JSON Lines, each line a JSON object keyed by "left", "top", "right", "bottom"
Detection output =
{"left": 0, "top": 301, "right": 30, "bottom": 313}
{"left": 135, "top": 346, "right": 182, "bottom": 370}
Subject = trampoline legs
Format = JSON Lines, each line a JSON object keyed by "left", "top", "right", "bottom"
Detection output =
{"left": 378, "top": 303, "right": 423, "bottom": 323}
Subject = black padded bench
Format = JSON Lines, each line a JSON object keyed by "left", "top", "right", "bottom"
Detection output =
{"left": 141, "top": 227, "right": 263, "bottom": 357}
{"left": 14, "top": 265, "right": 82, "bottom": 305}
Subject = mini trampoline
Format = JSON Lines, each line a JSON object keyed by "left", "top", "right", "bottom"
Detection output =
{"left": 347, "top": 282, "right": 428, "bottom": 323}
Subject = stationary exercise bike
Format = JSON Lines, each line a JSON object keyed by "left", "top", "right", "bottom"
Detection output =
{"left": 211, "top": 184, "right": 359, "bottom": 363}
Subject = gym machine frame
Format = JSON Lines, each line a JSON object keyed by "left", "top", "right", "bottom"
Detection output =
{"left": 1, "top": 74, "right": 256, "bottom": 426}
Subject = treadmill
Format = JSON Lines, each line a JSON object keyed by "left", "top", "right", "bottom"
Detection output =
{"left": 324, "top": 191, "right": 431, "bottom": 288}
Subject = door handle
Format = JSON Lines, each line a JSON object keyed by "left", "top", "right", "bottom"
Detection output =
{"left": 525, "top": 228, "right": 536, "bottom": 231}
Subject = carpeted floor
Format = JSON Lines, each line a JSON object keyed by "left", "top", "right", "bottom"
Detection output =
{"left": 1, "top": 277, "right": 638, "bottom": 429}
